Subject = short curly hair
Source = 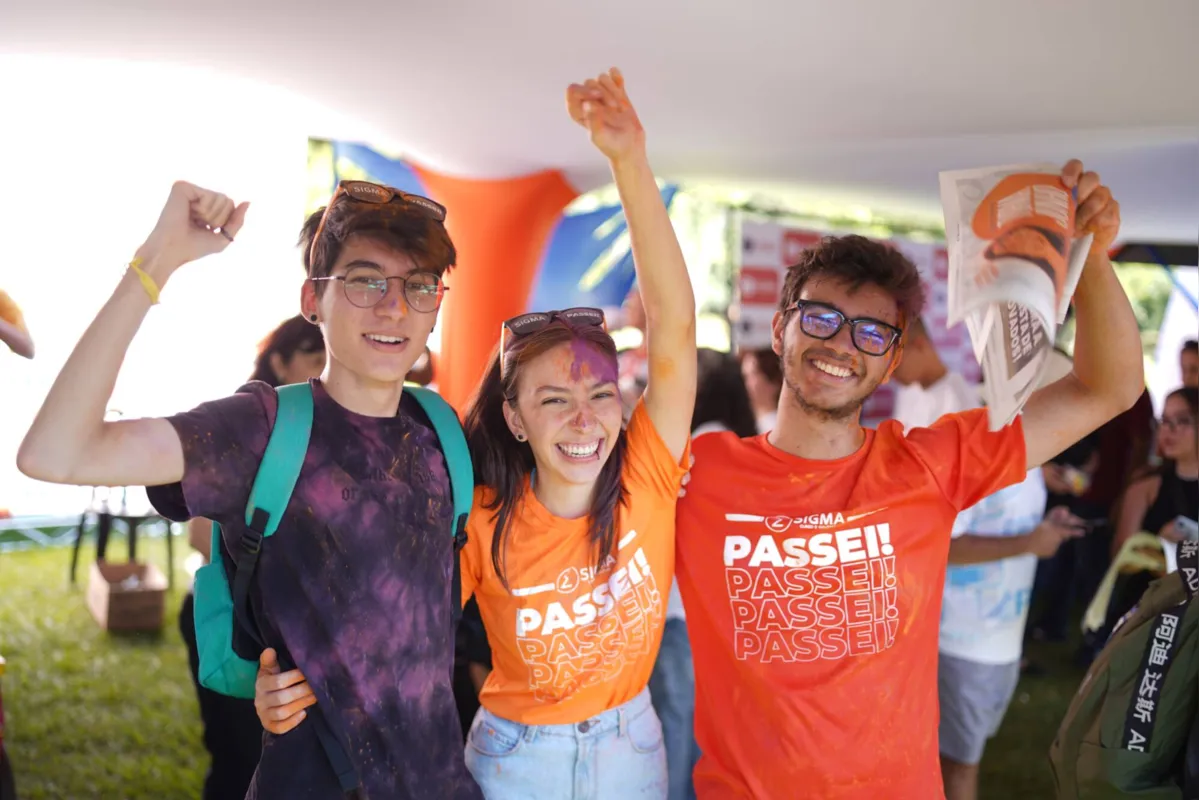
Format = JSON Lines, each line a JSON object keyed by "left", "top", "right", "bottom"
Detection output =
{"left": 778, "top": 235, "right": 925, "bottom": 327}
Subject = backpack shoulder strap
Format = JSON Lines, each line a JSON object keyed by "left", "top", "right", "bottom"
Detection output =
{"left": 245, "top": 382, "right": 314, "bottom": 538}
{"left": 406, "top": 385, "right": 472, "bottom": 542}
{"left": 1179, "top": 540, "right": 1199, "bottom": 599}
{"left": 228, "top": 382, "right": 313, "bottom": 649}
{"left": 406, "top": 385, "right": 473, "bottom": 622}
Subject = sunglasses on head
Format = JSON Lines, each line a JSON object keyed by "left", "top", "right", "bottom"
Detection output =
{"left": 309, "top": 180, "right": 447, "bottom": 270}
{"left": 500, "top": 306, "right": 607, "bottom": 358}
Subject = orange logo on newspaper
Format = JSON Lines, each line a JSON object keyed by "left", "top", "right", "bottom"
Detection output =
{"left": 971, "top": 174, "right": 1074, "bottom": 298}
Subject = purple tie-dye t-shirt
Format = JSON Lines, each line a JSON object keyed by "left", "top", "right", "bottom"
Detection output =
{"left": 147, "top": 379, "right": 481, "bottom": 800}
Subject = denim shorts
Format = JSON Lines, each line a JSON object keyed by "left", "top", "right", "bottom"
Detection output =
{"left": 464, "top": 688, "right": 667, "bottom": 800}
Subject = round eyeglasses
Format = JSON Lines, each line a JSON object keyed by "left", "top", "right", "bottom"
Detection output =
{"left": 311, "top": 266, "right": 446, "bottom": 313}
{"left": 788, "top": 301, "right": 902, "bottom": 356}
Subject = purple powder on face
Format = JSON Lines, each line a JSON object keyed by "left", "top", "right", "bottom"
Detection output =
{"left": 568, "top": 338, "right": 618, "bottom": 386}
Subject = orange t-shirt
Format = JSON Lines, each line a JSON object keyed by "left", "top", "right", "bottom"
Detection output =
{"left": 676, "top": 409, "right": 1027, "bottom": 799}
{"left": 461, "top": 399, "right": 690, "bottom": 725}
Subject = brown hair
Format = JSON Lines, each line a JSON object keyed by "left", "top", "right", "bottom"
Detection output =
{"left": 742, "top": 348, "right": 783, "bottom": 390}
{"left": 249, "top": 315, "right": 324, "bottom": 387}
{"left": 778, "top": 235, "right": 925, "bottom": 329}
{"left": 297, "top": 199, "right": 457, "bottom": 285}
{"left": 462, "top": 323, "right": 627, "bottom": 590}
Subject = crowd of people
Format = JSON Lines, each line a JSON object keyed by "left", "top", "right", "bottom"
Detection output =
{"left": 9, "top": 67, "right": 1197, "bottom": 800}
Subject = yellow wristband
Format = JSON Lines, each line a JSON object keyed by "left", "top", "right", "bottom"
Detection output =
{"left": 128, "top": 257, "right": 161, "bottom": 305}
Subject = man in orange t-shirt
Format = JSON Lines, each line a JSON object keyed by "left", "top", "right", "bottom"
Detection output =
{"left": 676, "top": 163, "right": 1144, "bottom": 798}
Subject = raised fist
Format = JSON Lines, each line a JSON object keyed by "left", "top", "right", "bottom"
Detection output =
{"left": 140, "top": 181, "right": 249, "bottom": 273}
{"left": 566, "top": 68, "right": 646, "bottom": 164}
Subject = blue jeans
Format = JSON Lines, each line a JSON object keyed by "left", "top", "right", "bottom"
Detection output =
{"left": 464, "top": 688, "right": 667, "bottom": 799}
{"left": 647, "top": 619, "right": 699, "bottom": 800}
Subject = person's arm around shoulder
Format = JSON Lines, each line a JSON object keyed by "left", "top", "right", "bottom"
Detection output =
{"left": 17, "top": 182, "right": 249, "bottom": 488}
{"left": 1020, "top": 161, "right": 1144, "bottom": 470}
{"left": 567, "top": 69, "right": 696, "bottom": 463}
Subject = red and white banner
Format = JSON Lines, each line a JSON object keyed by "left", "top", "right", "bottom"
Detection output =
{"left": 733, "top": 218, "right": 980, "bottom": 422}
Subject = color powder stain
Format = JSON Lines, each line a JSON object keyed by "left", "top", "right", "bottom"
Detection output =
{"left": 568, "top": 339, "right": 618, "bottom": 385}
{"left": 650, "top": 354, "right": 676, "bottom": 381}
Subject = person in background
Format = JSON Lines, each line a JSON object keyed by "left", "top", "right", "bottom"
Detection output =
{"left": 1115, "top": 387, "right": 1198, "bottom": 549}
{"left": 889, "top": 316, "right": 979, "bottom": 429}
{"left": 1182, "top": 339, "right": 1198, "bottom": 390}
{"left": 649, "top": 348, "right": 756, "bottom": 800}
{"left": 938, "top": 481, "right": 1083, "bottom": 800}
{"left": 887, "top": 315, "right": 1083, "bottom": 797}
{"left": 1104, "top": 387, "right": 1199, "bottom": 625}
{"left": 181, "top": 314, "right": 325, "bottom": 800}
{"left": 740, "top": 347, "right": 783, "bottom": 434}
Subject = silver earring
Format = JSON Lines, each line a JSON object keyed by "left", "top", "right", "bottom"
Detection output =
{"left": 515, "top": 433, "right": 526, "bottom": 442}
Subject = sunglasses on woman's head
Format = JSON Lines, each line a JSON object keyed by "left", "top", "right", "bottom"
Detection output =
{"left": 309, "top": 180, "right": 447, "bottom": 270}
{"left": 499, "top": 307, "right": 607, "bottom": 365}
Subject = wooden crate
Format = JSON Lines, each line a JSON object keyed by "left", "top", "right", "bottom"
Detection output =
{"left": 86, "top": 561, "right": 167, "bottom": 632}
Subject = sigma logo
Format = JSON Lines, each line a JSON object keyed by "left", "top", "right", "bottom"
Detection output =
{"left": 765, "top": 512, "right": 847, "bottom": 532}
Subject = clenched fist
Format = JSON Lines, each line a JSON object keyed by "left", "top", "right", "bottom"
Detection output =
{"left": 139, "top": 181, "right": 250, "bottom": 274}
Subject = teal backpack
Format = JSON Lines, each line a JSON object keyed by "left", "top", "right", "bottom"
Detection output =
{"left": 192, "top": 381, "right": 473, "bottom": 697}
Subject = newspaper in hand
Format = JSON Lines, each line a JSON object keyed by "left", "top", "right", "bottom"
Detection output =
{"left": 939, "top": 163, "right": 1093, "bottom": 430}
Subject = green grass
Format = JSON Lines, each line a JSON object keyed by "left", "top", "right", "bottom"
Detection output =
{"left": 0, "top": 536, "right": 1146, "bottom": 799}
{"left": 0, "top": 535, "right": 204, "bottom": 799}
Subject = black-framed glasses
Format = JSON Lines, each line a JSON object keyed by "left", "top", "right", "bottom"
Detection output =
{"left": 787, "top": 301, "right": 902, "bottom": 356}
{"left": 309, "top": 180, "right": 447, "bottom": 269}
{"left": 310, "top": 265, "right": 446, "bottom": 313}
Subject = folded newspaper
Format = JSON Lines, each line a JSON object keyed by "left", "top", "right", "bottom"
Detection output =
{"left": 940, "top": 164, "right": 1094, "bottom": 430}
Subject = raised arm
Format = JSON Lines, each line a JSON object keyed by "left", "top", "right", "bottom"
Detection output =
{"left": 567, "top": 69, "right": 696, "bottom": 461}
{"left": 1020, "top": 161, "right": 1143, "bottom": 469}
{"left": 17, "top": 182, "right": 248, "bottom": 487}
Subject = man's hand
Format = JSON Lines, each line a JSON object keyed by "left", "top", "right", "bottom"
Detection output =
{"left": 254, "top": 647, "right": 317, "bottom": 735}
{"left": 1026, "top": 506, "right": 1086, "bottom": 558}
{"left": 1061, "top": 159, "right": 1121, "bottom": 258}
{"left": 139, "top": 181, "right": 249, "bottom": 277}
{"left": 566, "top": 68, "right": 646, "bottom": 165}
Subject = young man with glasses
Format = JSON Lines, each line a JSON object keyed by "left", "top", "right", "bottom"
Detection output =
{"left": 18, "top": 180, "right": 483, "bottom": 798}
{"left": 674, "top": 162, "right": 1145, "bottom": 798}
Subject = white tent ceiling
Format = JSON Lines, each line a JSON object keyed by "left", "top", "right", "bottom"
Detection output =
{"left": 4, "top": 0, "right": 1197, "bottom": 242}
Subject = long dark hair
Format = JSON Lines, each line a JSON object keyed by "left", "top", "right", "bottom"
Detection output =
{"left": 249, "top": 315, "right": 324, "bottom": 388}
{"left": 693, "top": 349, "right": 758, "bottom": 437}
{"left": 463, "top": 322, "right": 628, "bottom": 590}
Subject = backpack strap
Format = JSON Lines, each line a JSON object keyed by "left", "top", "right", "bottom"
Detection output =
{"left": 1121, "top": 540, "right": 1199, "bottom": 754}
{"left": 229, "top": 382, "right": 313, "bottom": 652}
{"left": 1179, "top": 540, "right": 1199, "bottom": 599}
{"left": 406, "top": 385, "right": 473, "bottom": 624}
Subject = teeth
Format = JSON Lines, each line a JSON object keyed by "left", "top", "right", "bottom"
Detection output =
{"left": 813, "top": 360, "right": 852, "bottom": 378}
{"left": 367, "top": 334, "right": 405, "bottom": 344}
{"left": 560, "top": 442, "right": 600, "bottom": 457}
